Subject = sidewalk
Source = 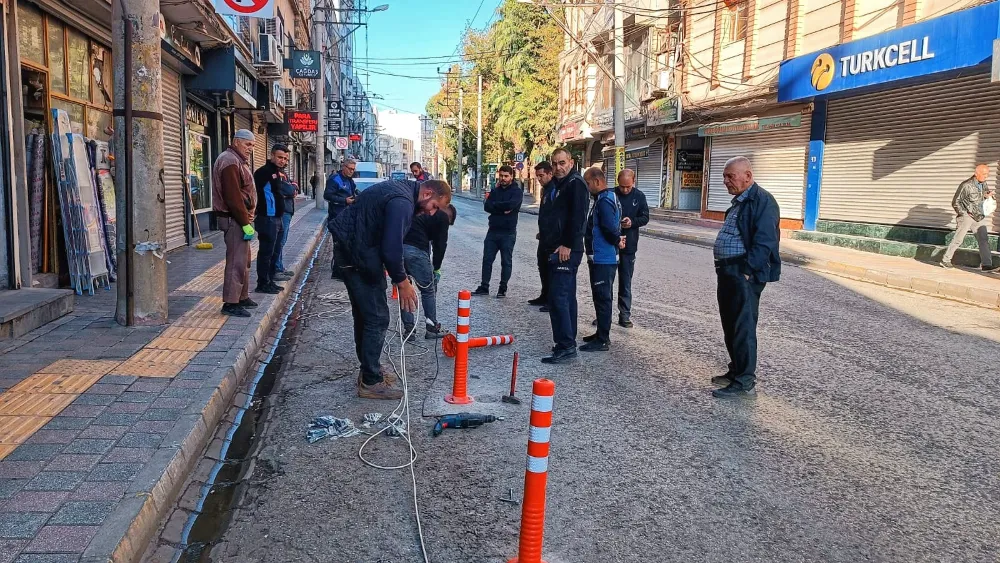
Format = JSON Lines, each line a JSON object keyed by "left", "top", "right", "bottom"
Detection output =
{"left": 0, "top": 201, "right": 326, "bottom": 562}
{"left": 641, "top": 219, "right": 1000, "bottom": 309}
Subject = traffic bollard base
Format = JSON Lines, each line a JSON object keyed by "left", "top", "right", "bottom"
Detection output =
{"left": 445, "top": 393, "right": 474, "bottom": 405}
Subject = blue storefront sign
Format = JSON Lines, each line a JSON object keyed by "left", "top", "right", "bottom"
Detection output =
{"left": 778, "top": 2, "right": 997, "bottom": 102}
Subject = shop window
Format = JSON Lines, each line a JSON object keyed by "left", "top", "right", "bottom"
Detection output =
{"left": 91, "top": 45, "right": 112, "bottom": 108}
{"left": 47, "top": 21, "right": 66, "bottom": 94}
{"left": 721, "top": 0, "right": 748, "bottom": 44}
{"left": 67, "top": 30, "right": 91, "bottom": 101}
{"left": 187, "top": 132, "right": 212, "bottom": 211}
{"left": 51, "top": 98, "right": 84, "bottom": 135}
{"left": 86, "top": 109, "right": 111, "bottom": 142}
{"left": 18, "top": 4, "right": 45, "bottom": 66}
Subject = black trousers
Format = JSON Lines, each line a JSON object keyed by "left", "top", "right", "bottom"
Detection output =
{"left": 255, "top": 215, "right": 282, "bottom": 288}
{"left": 336, "top": 244, "right": 389, "bottom": 385}
{"left": 617, "top": 253, "right": 636, "bottom": 321}
{"left": 589, "top": 262, "right": 617, "bottom": 343}
{"left": 716, "top": 262, "right": 766, "bottom": 390}
{"left": 548, "top": 250, "right": 583, "bottom": 350}
{"left": 536, "top": 242, "right": 554, "bottom": 300}
{"left": 481, "top": 231, "right": 516, "bottom": 287}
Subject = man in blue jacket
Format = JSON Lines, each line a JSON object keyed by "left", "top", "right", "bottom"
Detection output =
{"left": 614, "top": 169, "right": 649, "bottom": 327}
{"left": 473, "top": 165, "right": 522, "bottom": 298}
{"left": 252, "top": 144, "right": 290, "bottom": 295}
{"left": 581, "top": 167, "right": 622, "bottom": 352}
{"left": 711, "top": 156, "right": 781, "bottom": 399}
{"left": 325, "top": 158, "right": 358, "bottom": 279}
{"left": 273, "top": 176, "right": 296, "bottom": 282}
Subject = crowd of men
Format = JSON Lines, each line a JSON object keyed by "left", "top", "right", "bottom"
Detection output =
{"left": 212, "top": 128, "right": 780, "bottom": 401}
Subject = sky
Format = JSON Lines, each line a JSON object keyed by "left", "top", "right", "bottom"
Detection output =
{"left": 356, "top": 0, "right": 504, "bottom": 116}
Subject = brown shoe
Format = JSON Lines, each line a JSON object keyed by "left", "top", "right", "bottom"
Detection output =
{"left": 380, "top": 365, "right": 399, "bottom": 387}
{"left": 358, "top": 379, "right": 403, "bottom": 400}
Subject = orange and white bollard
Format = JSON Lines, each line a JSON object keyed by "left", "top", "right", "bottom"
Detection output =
{"left": 509, "top": 378, "right": 555, "bottom": 563}
{"left": 441, "top": 333, "right": 515, "bottom": 358}
{"left": 445, "top": 290, "right": 473, "bottom": 404}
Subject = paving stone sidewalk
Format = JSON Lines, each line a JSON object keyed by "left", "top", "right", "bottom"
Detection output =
{"left": 0, "top": 201, "right": 327, "bottom": 563}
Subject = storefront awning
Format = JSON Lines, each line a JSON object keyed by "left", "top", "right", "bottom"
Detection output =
{"left": 601, "top": 138, "right": 658, "bottom": 160}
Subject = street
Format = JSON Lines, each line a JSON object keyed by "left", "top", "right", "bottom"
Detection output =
{"left": 202, "top": 197, "right": 1000, "bottom": 563}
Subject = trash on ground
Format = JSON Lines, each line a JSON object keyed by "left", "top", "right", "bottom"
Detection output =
{"left": 306, "top": 415, "right": 361, "bottom": 443}
{"left": 362, "top": 412, "right": 384, "bottom": 428}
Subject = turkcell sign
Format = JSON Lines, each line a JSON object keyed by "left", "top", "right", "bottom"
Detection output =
{"left": 777, "top": 1, "right": 997, "bottom": 102}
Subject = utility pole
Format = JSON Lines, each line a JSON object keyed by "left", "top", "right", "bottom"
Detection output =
{"left": 476, "top": 74, "right": 483, "bottom": 197}
{"left": 112, "top": 0, "right": 166, "bottom": 326}
{"left": 314, "top": 0, "right": 327, "bottom": 211}
{"left": 613, "top": 0, "right": 626, "bottom": 181}
{"left": 458, "top": 87, "right": 464, "bottom": 192}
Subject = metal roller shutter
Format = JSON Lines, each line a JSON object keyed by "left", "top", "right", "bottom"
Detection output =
{"left": 822, "top": 73, "right": 1000, "bottom": 231}
{"left": 162, "top": 67, "right": 187, "bottom": 251}
{"left": 604, "top": 157, "right": 615, "bottom": 187}
{"left": 706, "top": 116, "right": 810, "bottom": 219}
{"left": 635, "top": 138, "right": 663, "bottom": 207}
{"left": 235, "top": 114, "right": 251, "bottom": 139}
{"left": 253, "top": 120, "right": 267, "bottom": 173}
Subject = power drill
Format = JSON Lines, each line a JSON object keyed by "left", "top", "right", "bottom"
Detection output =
{"left": 432, "top": 413, "right": 501, "bottom": 437}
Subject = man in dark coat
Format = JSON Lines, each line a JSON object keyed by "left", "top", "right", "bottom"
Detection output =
{"left": 614, "top": 169, "right": 649, "bottom": 327}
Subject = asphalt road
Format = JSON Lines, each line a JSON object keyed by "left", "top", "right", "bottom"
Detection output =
{"left": 209, "top": 197, "right": 1000, "bottom": 563}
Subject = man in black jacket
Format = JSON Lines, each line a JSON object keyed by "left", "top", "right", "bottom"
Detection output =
{"left": 401, "top": 205, "right": 456, "bottom": 340}
{"left": 329, "top": 179, "right": 452, "bottom": 400}
{"left": 711, "top": 156, "right": 781, "bottom": 399}
{"left": 614, "top": 169, "right": 649, "bottom": 327}
{"left": 474, "top": 165, "right": 522, "bottom": 298}
{"left": 252, "top": 144, "right": 290, "bottom": 295}
{"left": 325, "top": 159, "right": 358, "bottom": 279}
{"left": 529, "top": 161, "right": 559, "bottom": 311}
{"left": 542, "top": 149, "right": 591, "bottom": 364}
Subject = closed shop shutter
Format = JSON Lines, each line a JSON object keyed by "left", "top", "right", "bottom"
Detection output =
{"left": 235, "top": 114, "right": 251, "bottom": 140}
{"left": 635, "top": 138, "right": 663, "bottom": 207}
{"left": 604, "top": 156, "right": 615, "bottom": 187}
{"left": 706, "top": 116, "right": 810, "bottom": 219}
{"left": 822, "top": 73, "right": 1000, "bottom": 231}
{"left": 162, "top": 67, "right": 187, "bottom": 251}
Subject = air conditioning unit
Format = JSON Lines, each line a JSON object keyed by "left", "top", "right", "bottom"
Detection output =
{"left": 657, "top": 69, "right": 672, "bottom": 91}
{"left": 255, "top": 33, "right": 283, "bottom": 78}
{"left": 283, "top": 87, "right": 296, "bottom": 109}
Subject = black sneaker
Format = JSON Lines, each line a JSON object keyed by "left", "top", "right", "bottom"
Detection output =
{"left": 528, "top": 296, "right": 546, "bottom": 306}
{"left": 712, "top": 384, "right": 757, "bottom": 399}
{"left": 401, "top": 325, "right": 417, "bottom": 342}
{"left": 472, "top": 286, "right": 490, "bottom": 296}
{"left": 239, "top": 298, "right": 259, "bottom": 308}
{"left": 539, "top": 305, "right": 551, "bottom": 313}
{"left": 268, "top": 283, "right": 285, "bottom": 292}
{"left": 255, "top": 285, "right": 281, "bottom": 295}
{"left": 542, "top": 347, "right": 578, "bottom": 364}
{"left": 580, "top": 340, "right": 610, "bottom": 352}
{"left": 221, "top": 303, "right": 251, "bottom": 317}
{"left": 982, "top": 263, "right": 1000, "bottom": 272}
{"left": 496, "top": 286, "right": 507, "bottom": 298}
{"left": 711, "top": 375, "right": 734, "bottom": 387}
{"left": 619, "top": 318, "right": 633, "bottom": 328}
{"left": 425, "top": 323, "right": 447, "bottom": 339}
{"left": 582, "top": 333, "right": 600, "bottom": 343}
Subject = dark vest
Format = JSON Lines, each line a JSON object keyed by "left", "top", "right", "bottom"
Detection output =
{"left": 329, "top": 179, "right": 415, "bottom": 282}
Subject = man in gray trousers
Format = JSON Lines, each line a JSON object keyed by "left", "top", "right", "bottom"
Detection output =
{"left": 941, "top": 164, "right": 999, "bottom": 271}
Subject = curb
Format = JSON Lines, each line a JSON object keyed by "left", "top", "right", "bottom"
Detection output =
{"left": 641, "top": 227, "right": 1000, "bottom": 310}
{"left": 81, "top": 218, "right": 328, "bottom": 563}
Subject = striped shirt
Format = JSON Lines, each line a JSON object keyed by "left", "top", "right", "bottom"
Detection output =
{"left": 713, "top": 190, "right": 750, "bottom": 260}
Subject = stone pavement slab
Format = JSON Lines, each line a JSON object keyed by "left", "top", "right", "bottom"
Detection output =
{"left": 0, "top": 200, "right": 327, "bottom": 562}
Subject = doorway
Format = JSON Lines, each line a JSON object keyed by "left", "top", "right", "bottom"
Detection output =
{"left": 674, "top": 135, "right": 704, "bottom": 211}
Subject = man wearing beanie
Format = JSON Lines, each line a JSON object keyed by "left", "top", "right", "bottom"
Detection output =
{"left": 212, "top": 129, "right": 258, "bottom": 317}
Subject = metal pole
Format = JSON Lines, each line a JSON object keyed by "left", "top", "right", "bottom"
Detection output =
{"left": 476, "top": 74, "right": 483, "bottom": 196}
{"left": 113, "top": 0, "right": 167, "bottom": 326}
{"left": 458, "top": 87, "right": 464, "bottom": 192}
{"left": 613, "top": 0, "right": 626, "bottom": 181}
{"left": 314, "top": 0, "right": 328, "bottom": 211}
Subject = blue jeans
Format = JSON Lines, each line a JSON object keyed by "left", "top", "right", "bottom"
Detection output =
{"left": 275, "top": 213, "right": 292, "bottom": 272}
{"left": 617, "top": 253, "right": 636, "bottom": 320}
{"left": 547, "top": 250, "right": 583, "bottom": 350}
{"left": 337, "top": 243, "right": 390, "bottom": 385}
{"left": 589, "top": 262, "right": 617, "bottom": 343}
{"left": 401, "top": 245, "right": 437, "bottom": 329}
{"left": 481, "top": 231, "right": 516, "bottom": 288}
{"left": 254, "top": 215, "right": 282, "bottom": 288}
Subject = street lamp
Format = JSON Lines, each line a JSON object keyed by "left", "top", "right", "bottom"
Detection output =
{"left": 371, "top": 4, "right": 389, "bottom": 12}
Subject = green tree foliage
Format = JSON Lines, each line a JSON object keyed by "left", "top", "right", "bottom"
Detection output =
{"left": 425, "top": 0, "right": 560, "bottom": 176}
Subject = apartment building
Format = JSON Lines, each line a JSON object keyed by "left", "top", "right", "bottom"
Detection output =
{"left": 556, "top": 0, "right": 997, "bottom": 237}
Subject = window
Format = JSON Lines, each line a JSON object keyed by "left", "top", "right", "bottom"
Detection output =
{"left": 47, "top": 21, "right": 66, "bottom": 94}
{"left": 18, "top": 4, "right": 45, "bottom": 66}
{"left": 721, "top": 0, "right": 748, "bottom": 44}
{"left": 86, "top": 109, "right": 112, "bottom": 142}
{"left": 187, "top": 132, "right": 212, "bottom": 211}
{"left": 67, "top": 30, "right": 91, "bottom": 101}
{"left": 51, "top": 98, "right": 84, "bottom": 135}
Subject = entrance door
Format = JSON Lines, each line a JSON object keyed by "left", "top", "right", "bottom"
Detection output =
{"left": 674, "top": 135, "right": 704, "bottom": 211}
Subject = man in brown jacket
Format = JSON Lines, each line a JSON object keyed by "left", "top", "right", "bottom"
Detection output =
{"left": 212, "top": 129, "right": 259, "bottom": 317}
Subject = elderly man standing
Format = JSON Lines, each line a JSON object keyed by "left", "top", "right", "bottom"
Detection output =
{"left": 212, "top": 129, "right": 258, "bottom": 317}
{"left": 712, "top": 157, "right": 781, "bottom": 399}
{"left": 941, "top": 164, "right": 998, "bottom": 271}
{"left": 614, "top": 169, "right": 649, "bottom": 327}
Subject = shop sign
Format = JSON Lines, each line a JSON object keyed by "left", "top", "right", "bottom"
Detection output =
{"left": 289, "top": 50, "right": 321, "bottom": 79}
{"left": 646, "top": 97, "right": 681, "bottom": 126}
{"left": 185, "top": 103, "right": 209, "bottom": 127}
{"left": 681, "top": 171, "right": 703, "bottom": 189}
{"left": 593, "top": 105, "right": 643, "bottom": 132}
{"left": 614, "top": 146, "right": 626, "bottom": 178}
{"left": 675, "top": 149, "right": 703, "bottom": 171}
{"left": 698, "top": 114, "right": 802, "bottom": 137}
{"left": 160, "top": 20, "right": 201, "bottom": 69}
{"left": 235, "top": 65, "right": 257, "bottom": 107}
{"left": 625, "top": 124, "right": 647, "bottom": 141}
{"left": 215, "top": 0, "right": 275, "bottom": 18}
{"left": 349, "top": 133, "right": 362, "bottom": 142}
{"left": 286, "top": 111, "right": 318, "bottom": 133}
{"left": 625, "top": 146, "right": 649, "bottom": 160}
{"left": 777, "top": 1, "right": 996, "bottom": 101}
{"left": 558, "top": 121, "right": 581, "bottom": 141}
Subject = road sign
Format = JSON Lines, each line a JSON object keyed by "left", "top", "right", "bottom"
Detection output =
{"left": 326, "top": 119, "right": 343, "bottom": 134}
{"left": 335, "top": 137, "right": 349, "bottom": 150}
{"left": 614, "top": 146, "right": 625, "bottom": 179}
{"left": 515, "top": 152, "right": 525, "bottom": 163}
{"left": 215, "top": 0, "right": 274, "bottom": 17}
{"left": 516, "top": 162, "right": 524, "bottom": 171}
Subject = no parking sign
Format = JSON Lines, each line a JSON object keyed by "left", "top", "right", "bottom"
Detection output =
{"left": 215, "top": 0, "right": 275, "bottom": 18}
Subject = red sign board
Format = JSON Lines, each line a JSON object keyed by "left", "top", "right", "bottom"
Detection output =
{"left": 286, "top": 111, "right": 318, "bottom": 133}
{"left": 558, "top": 121, "right": 581, "bottom": 141}
{"left": 217, "top": 0, "right": 273, "bottom": 16}
{"left": 348, "top": 133, "right": 362, "bottom": 142}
